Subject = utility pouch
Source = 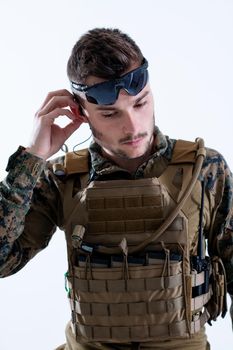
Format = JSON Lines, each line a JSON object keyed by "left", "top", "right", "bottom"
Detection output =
{"left": 67, "top": 250, "right": 187, "bottom": 343}
{"left": 206, "top": 256, "right": 227, "bottom": 322}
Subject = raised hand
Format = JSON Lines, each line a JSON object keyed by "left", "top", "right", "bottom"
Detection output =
{"left": 26, "top": 89, "right": 85, "bottom": 160}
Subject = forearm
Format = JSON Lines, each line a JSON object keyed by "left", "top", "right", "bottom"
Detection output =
{"left": 0, "top": 147, "right": 45, "bottom": 274}
{"left": 217, "top": 228, "right": 233, "bottom": 325}
{"left": 0, "top": 89, "right": 82, "bottom": 275}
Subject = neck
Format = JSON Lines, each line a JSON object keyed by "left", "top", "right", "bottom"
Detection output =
{"left": 116, "top": 155, "right": 150, "bottom": 173}
{"left": 102, "top": 139, "right": 155, "bottom": 174}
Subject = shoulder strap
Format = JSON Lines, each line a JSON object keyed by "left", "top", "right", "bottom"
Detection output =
{"left": 51, "top": 148, "right": 89, "bottom": 177}
{"left": 159, "top": 138, "right": 206, "bottom": 202}
{"left": 55, "top": 149, "right": 89, "bottom": 224}
{"left": 170, "top": 139, "right": 202, "bottom": 164}
{"left": 64, "top": 148, "right": 89, "bottom": 175}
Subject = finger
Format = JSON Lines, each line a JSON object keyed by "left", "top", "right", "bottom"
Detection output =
{"left": 38, "top": 89, "right": 74, "bottom": 111}
{"left": 62, "top": 119, "right": 83, "bottom": 139}
{"left": 37, "top": 107, "right": 78, "bottom": 125}
{"left": 37, "top": 95, "right": 80, "bottom": 118}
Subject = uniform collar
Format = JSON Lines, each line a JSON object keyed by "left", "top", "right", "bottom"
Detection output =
{"left": 89, "top": 126, "right": 174, "bottom": 178}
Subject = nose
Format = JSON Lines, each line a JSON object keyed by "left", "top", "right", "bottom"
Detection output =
{"left": 122, "top": 110, "right": 139, "bottom": 134}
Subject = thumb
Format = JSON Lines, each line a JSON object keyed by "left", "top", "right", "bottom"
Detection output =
{"left": 63, "top": 119, "right": 83, "bottom": 139}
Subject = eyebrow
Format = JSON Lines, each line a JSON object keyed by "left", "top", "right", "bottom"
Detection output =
{"left": 134, "top": 90, "right": 150, "bottom": 105}
{"left": 96, "top": 90, "right": 150, "bottom": 111}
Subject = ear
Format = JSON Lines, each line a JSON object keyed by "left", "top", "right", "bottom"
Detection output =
{"left": 72, "top": 94, "right": 89, "bottom": 123}
{"left": 78, "top": 105, "right": 89, "bottom": 123}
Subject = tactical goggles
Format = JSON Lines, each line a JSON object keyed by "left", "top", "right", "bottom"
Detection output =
{"left": 70, "top": 58, "right": 149, "bottom": 105}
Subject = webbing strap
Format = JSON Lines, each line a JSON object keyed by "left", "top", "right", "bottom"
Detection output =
{"left": 72, "top": 310, "right": 208, "bottom": 341}
{"left": 191, "top": 308, "right": 210, "bottom": 333}
{"left": 75, "top": 321, "right": 188, "bottom": 340}
{"left": 159, "top": 164, "right": 193, "bottom": 203}
{"left": 73, "top": 315, "right": 208, "bottom": 341}
{"left": 191, "top": 290, "right": 212, "bottom": 311}
{"left": 72, "top": 274, "right": 183, "bottom": 293}
{"left": 191, "top": 270, "right": 205, "bottom": 287}
{"left": 70, "top": 296, "right": 184, "bottom": 316}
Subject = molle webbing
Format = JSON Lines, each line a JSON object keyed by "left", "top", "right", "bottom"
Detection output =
{"left": 69, "top": 315, "right": 209, "bottom": 342}
{"left": 67, "top": 258, "right": 211, "bottom": 342}
{"left": 85, "top": 178, "right": 186, "bottom": 247}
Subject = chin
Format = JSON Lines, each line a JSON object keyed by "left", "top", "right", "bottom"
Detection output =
{"left": 123, "top": 151, "right": 147, "bottom": 160}
{"left": 129, "top": 146, "right": 150, "bottom": 159}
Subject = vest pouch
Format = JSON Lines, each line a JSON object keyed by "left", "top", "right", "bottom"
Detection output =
{"left": 67, "top": 253, "right": 193, "bottom": 343}
{"left": 206, "top": 256, "right": 227, "bottom": 322}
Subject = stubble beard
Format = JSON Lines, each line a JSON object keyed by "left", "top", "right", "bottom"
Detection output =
{"left": 110, "top": 137, "right": 153, "bottom": 160}
{"left": 88, "top": 115, "right": 155, "bottom": 160}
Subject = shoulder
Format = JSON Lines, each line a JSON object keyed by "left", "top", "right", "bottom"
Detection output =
{"left": 46, "top": 148, "right": 90, "bottom": 178}
{"left": 169, "top": 138, "right": 232, "bottom": 186}
{"left": 204, "top": 147, "right": 229, "bottom": 167}
{"left": 203, "top": 147, "right": 232, "bottom": 178}
{"left": 171, "top": 138, "right": 231, "bottom": 172}
{"left": 200, "top": 147, "right": 233, "bottom": 197}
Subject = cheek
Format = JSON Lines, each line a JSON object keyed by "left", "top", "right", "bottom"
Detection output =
{"left": 88, "top": 122, "right": 103, "bottom": 139}
{"left": 146, "top": 108, "right": 155, "bottom": 126}
{"left": 89, "top": 116, "right": 118, "bottom": 134}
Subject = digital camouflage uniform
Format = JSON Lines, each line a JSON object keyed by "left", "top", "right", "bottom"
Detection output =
{"left": 0, "top": 127, "right": 233, "bottom": 350}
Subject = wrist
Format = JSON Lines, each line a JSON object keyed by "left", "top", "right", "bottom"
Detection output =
{"left": 6, "top": 146, "right": 46, "bottom": 182}
{"left": 25, "top": 147, "right": 48, "bottom": 160}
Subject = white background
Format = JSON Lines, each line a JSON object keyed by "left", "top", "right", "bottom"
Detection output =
{"left": 0, "top": 0, "right": 232, "bottom": 349}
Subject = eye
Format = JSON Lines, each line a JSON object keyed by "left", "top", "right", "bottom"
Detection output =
{"left": 135, "top": 100, "right": 147, "bottom": 109}
{"left": 102, "top": 111, "right": 117, "bottom": 118}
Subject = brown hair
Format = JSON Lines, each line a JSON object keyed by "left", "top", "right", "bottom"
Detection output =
{"left": 67, "top": 28, "right": 143, "bottom": 84}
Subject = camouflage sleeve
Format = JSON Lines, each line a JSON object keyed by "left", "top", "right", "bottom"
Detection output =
{"left": 0, "top": 147, "right": 63, "bottom": 277}
{"left": 216, "top": 188, "right": 233, "bottom": 300}
{"left": 203, "top": 148, "right": 233, "bottom": 304}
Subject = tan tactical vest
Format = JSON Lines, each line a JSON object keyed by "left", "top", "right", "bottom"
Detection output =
{"left": 55, "top": 139, "right": 227, "bottom": 344}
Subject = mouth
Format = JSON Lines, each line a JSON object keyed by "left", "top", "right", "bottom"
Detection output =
{"left": 121, "top": 137, "right": 144, "bottom": 146}
{"left": 120, "top": 133, "right": 147, "bottom": 146}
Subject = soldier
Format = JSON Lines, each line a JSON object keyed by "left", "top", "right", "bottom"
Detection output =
{"left": 0, "top": 28, "right": 233, "bottom": 350}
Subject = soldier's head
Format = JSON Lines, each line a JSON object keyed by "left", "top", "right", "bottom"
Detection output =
{"left": 67, "top": 27, "right": 144, "bottom": 87}
{"left": 67, "top": 28, "right": 155, "bottom": 166}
